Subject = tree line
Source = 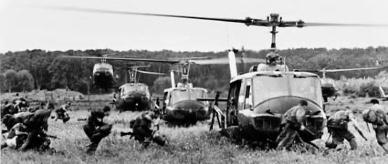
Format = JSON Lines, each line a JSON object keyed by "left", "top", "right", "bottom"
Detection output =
{"left": 0, "top": 47, "right": 387, "bottom": 94}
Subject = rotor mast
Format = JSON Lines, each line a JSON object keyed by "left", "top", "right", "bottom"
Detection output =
{"left": 269, "top": 13, "right": 279, "bottom": 49}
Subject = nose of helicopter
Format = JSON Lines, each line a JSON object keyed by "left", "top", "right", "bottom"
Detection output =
{"left": 168, "top": 100, "right": 209, "bottom": 122}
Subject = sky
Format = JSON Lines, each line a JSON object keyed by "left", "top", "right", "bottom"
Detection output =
{"left": 1, "top": 0, "right": 388, "bottom": 52}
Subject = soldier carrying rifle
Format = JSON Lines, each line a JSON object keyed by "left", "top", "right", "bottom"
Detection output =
{"left": 121, "top": 111, "right": 167, "bottom": 147}
{"left": 83, "top": 106, "right": 112, "bottom": 155}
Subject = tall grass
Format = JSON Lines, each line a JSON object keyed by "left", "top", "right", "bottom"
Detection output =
{"left": 2, "top": 98, "right": 388, "bottom": 164}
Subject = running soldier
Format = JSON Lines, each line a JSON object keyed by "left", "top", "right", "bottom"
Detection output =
{"left": 325, "top": 110, "right": 367, "bottom": 150}
{"left": 83, "top": 106, "right": 112, "bottom": 154}
{"left": 363, "top": 99, "right": 388, "bottom": 153}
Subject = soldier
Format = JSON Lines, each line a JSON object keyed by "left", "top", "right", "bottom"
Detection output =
{"left": 1, "top": 101, "right": 13, "bottom": 117}
{"left": 362, "top": 99, "right": 388, "bottom": 153}
{"left": 253, "top": 52, "right": 289, "bottom": 72}
{"left": 53, "top": 103, "right": 71, "bottom": 123}
{"left": 276, "top": 100, "right": 311, "bottom": 150}
{"left": 325, "top": 109, "right": 367, "bottom": 150}
{"left": 122, "top": 111, "right": 166, "bottom": 147}
{"left": 19, "top": 109, "right": 53, "bottom": 152}
{"left": 60, "top": 102, "right": 72, "bottom": 111}
{"left": 1, "top": 122, "right": 28, "bottom": 149}
{"left": 83, "top": 106, "right": 112, "bottom": 154}
{"left": 2, "top": 111, "right": 34, "bottom": 131}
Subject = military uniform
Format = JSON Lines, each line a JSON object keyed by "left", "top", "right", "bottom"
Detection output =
{"left": 326, "top": 110, "right": 359, "bottom": 150}
{"left": 276, "top": 102, "right": 310, "bottom": 150}
{"left": 83, "top": 106, "right": 112, "bottom": 154}
{"left": 19, "top": 109, "right": 52, "bottom": 151}
{"left": 2, "top": 112, "right": 34, "bottom": 131}
{"left": 128, "top": 111, "right": 166, "bottom": 147}
{"left": 363, "top": 102, "right": 388, "bottom": 153}
{"left": 54, "top": 104, "right": 71, "bottom": 123}
{"left": 1, "top": 123, "right": 28, "bottom": 149}
{"left": 256, "top": 63, "right": 289, "bottom": 72}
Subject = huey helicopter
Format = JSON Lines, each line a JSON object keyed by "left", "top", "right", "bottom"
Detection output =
{"left": 153, "top": 56, "right": 263, "bottom": 125}
{"left": 53, "top": 7, "right": 387, "bottom": 147}
{"left": 64, "top": 54, "right": 115, "bottom": 90}
{"left": 115, "top": 65, "right": 165, "bottom": 111}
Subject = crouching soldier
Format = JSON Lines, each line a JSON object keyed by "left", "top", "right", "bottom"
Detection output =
{"left": 1, "top": 122, "right": 28, "bottom": 149}
{"left": 325, "top": 110, "right": 367, "bottom": 150}
{"left": 276, "top": 100, "right": 312, "bottom": 150}
{"left": 83, "top": 106, "right": 112, "bottom": 155}
{"left": 53, "top": 103, "right": 71, "bottom": 123}
{"left": 122, "top": 111, "right": 167, "bottom": 147}
{"left": 19, "top": 109, "right": 53, "bottom": 152}
{"left": 2, "top": 112, "right": 34, "bottom": 131}
{"left": 363, "top": 99, "right": 388, "bottom": 153}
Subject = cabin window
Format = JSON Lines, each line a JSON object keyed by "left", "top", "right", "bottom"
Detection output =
{"left": 169, "top": 88, "right": 207, "bottom": 105}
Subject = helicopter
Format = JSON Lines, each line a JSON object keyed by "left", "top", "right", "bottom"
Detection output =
{"left": 151, "top": 56, "right": 263, "bottom": 125}
{"left": 54, "top": 7, "right": 388, "bottom": 147}
{"left": 115, "top": 65, "right": 166, "bottom": 111}
{"left": 159, "top": 59, "right": 211, "bottom": 125}
{"left": 64, "top": 54, "right": 115, "bottom": 90}
{"left": 63, "top": 54, "right": 177, "bottom": 89}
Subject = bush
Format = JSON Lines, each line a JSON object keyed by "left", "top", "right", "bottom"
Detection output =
{"left": 357, "top": 82, "right": 380, "bottom": 97}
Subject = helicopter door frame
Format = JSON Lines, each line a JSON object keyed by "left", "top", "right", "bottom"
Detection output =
{"left": 243, "top": 78, "right": 253, "bottom": 110}
{"left": 226, "top": 79, "right": 242, "bottom": 126}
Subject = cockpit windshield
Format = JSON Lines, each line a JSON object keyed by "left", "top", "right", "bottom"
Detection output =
{"left": 252, "top": 75, "right": 322, "bottom": 106}
{"left": 120, "top": 84, "right": 149, "bottom": 96}
{"left": 170, "top": 88, "right": 207, "bottom": 105}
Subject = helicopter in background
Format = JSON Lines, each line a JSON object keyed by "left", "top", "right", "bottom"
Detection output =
{"left": 150, "top": 56, "right": 263, "bottom": 125}
{"left": 63, "top": 54, "right": 177, "bottom": 89}
{"left": 115, "top": 65, "right": 166, "bottom": 111}
{"left": 54, "top": 7, "right": 388, "bottom": 147}
{"left": 64, "top": 55, "right": 116, "bottom": 90}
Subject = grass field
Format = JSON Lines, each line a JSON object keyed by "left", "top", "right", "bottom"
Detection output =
{"left": 2, "top": 96, "right": 388, "bottom": 164}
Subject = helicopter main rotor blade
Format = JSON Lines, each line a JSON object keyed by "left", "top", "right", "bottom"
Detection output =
{"left": 293, "top": 69, "right": 320, "bottom": 72}
{"left": 61, "top": 55, "right": 180, "bottom": 64}
{"left": 303, "top": 22, "right": 388, "bottom": 27}
{"left": 135, "top": 70, "right": 166, "bottom": 76}
{"left": 61, "top": 56, "right": 106, "bottom": 59}
{"left": 191, "top": 57, "right": 264, "bottom": 65}
{"left": 49, "top": 6, "right": 388, "bottom": 28}
{"left": 323, "top": 66, "right": 388, "bottom": 73}
{"left": 50, "top": 6, "right": 259, "bottom": 25}
{"left": 129, "top": 65, "right": 151, "bottom": 69}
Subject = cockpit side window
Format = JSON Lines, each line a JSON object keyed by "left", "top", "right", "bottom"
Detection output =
{"left": 244, "top": 79, "right": 253, "bottom": 110}
{"left": 227, "top": 80, "right": 242, "bottom": 110}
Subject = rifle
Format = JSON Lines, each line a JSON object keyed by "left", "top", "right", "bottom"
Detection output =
{"left": 46, "top": 134, "right": 59, "bottom": 139}
{"left": 366, "top": 122, "right": 371, "bottom": 133}
{"left": 120, "top": 131, "right": 137, "bottom": 139}
{"left": 354, "top": 126, "right": 368, "bottom": 141}
{"left": 77, "top": 118, "right": 87, "bottom": 121}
